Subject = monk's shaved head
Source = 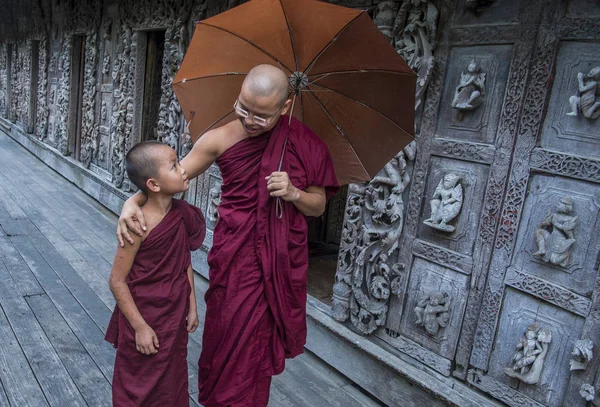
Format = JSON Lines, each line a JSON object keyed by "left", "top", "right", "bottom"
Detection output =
{"left": 242, "top": 65, "right": 290, "bottom": 106}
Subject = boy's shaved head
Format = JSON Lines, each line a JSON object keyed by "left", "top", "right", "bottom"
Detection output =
{"left": 242, "top": 64, "right": 290, "bottom": 106}
{"left": 126, "top": 141, "right": 169, "bottom": 192}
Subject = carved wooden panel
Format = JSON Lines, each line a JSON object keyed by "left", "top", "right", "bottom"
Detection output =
{"left": 399, "top": 258, "right": 469, "bottom": 360}
{"left": 196, "top": 164, "right": 222, "bottom": 250}
{"left": 94, "top": 12, "right": 115, "bottom": 172}
{"left": 541, "top": 42, "right": 600, "bottom": 159}
{"left": 511, "top": 175, "right": 600, "bottom": 296}
{"left": 435, "top": 45, "right": 513, "bottom": 144}
{"left": 487, "top": 288, "right": 586, "bottom": 407}
{"left": 417, "top": 157, "right": 489, "bottom": 256}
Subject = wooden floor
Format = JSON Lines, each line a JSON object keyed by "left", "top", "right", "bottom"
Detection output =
{"left": 0, "top": 131, "right": 382, "bottom": 407}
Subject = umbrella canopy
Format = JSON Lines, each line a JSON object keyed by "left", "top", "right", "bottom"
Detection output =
{"left": 173, "top": 0, "right": 416, "bottom": 185}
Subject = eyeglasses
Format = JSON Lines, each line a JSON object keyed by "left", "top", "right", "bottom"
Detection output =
{"left": 233, "top": 100, "right": 285, "bottom": 127}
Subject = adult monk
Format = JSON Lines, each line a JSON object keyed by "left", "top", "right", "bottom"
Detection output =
{"left": 117, "top": 64, "right": 339, "bottom": 407}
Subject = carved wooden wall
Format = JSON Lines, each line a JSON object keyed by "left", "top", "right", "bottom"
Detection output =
{"left": 332, "top": 1, "right": 600, "bottom": 406}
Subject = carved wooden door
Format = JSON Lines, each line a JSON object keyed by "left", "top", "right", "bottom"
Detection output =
{"left": 465, "top": 2, "right": 600, "bottom": 406}
{"left": 93, "top": 12, "right": 116, "bottom": 182}
{"left": 334, "top": 1, "right": 600, "bottom": 406}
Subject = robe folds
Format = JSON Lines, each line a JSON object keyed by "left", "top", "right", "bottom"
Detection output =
{"left": 198, "top": 116, "right": 338, "bottom": 407}
{"left": 105, "top": 199, "right": 206, "bottom": 407}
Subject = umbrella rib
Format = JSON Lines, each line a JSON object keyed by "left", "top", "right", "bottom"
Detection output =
{"left": 309, "top": 82, "right": 414, "bottom": 140}
{"left": 305, "top": 90, "right": 369, "bottom": 180}
{"left": 173, "top": 72, "right": 248, "bottom": 85}
{"left": 199, "top": 109, "right": 235, "bottom": 136}
{"left": 198, "top": 22, "right": 294, "bottom": 74}
{"left": 304, "top": 69, "right": 415, "bottom": 89}
{"left": 302, "top": 12, "right": 363, "bottom": 77}
{"left": 277, "top": 0, "right": 299, "bottom": 73}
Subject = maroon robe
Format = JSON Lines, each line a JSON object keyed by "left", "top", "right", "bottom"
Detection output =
{"left": 106, "top": 199, "right": 206, "bottom": 407}
{"left": 198, "top": 116, "right": 338, "bottom": 407}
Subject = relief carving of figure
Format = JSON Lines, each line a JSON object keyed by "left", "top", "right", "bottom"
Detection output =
{"left": 207, "top": 187, "right": 222, "bottom": 224}
{"left": 570, "top": 339, "right": 594, "bottom": 371}
{"left": 532, "top": 196, "right": 577, "bottom": 268}
{"left": 567, "top": 67, "right": 600, "bottom": 120}
{"left": 504, "top": 323, "right": 552, "bottom": 385}
{"left": 452, "top": 59, "right": 485, "bottom": 111}
{"left": 424, "top": 173, "right": 463, "bottom": 232}
{"left": 101, "top": 101, "right": 107, "bottom": 121}
{"left": 102, "top": 55, "right": 111, "bottom": 77}
{"left": 414, "top": 292, "right": 451, "bottom": 336}
{"left": 98, "top": 139, "right": 107, "bottom": 162}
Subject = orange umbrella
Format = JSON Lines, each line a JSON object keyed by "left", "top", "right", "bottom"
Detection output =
{"left": 173, "top": 0, "right": 416, "bottom": 185}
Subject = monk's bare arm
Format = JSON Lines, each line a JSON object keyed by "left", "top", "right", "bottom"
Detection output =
{"left": 108, "top": 235, "right": 160, "bottom": 354}
{"left": 186, "top": 264, "right": 199, "bottom": 333}
{"left": 291, "top": 186, "right": 327, "bottom": 217}
{"left": 266, "top": 172, "right": 327, "bottom": 217}
{"left": 117, "top": 127, "right": 226, "bottom": 246}
{"left": 180, "top": 127, "right": 224, "bottom": 180}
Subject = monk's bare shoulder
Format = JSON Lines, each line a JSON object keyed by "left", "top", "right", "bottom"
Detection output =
{"left": 199, "top": 120, "right": 245, "bottom": 158}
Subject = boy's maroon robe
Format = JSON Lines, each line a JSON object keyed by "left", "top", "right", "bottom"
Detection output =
{"left": 105, "top": 199, "right": 206, "bottom": 407}
{"left": 198, "top": 116, "right": 338, "bottom": 407}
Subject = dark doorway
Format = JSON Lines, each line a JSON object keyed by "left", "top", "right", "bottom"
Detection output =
{"left": 29, "top": 40, "right": 39, "bottom": 133}
{"left": 141, "top": 30, "right": 165, "bottom": 141}
{"left": 71, "top": 35, "right": 86, "bottom": 161}
{"left": 307, "top": 186, "right": 347, "bottom": 305}
{"left": 5, "top": 44, "right": 12, "bottom": 119}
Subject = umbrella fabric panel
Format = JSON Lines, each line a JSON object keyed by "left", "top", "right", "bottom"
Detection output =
{"left": 313, "top": 71, "right": 416, "bottom": 134}
{"left": 307, "top": 12, "right": 415, "bottom": 76}
{"left": 302, "top": 93, "right": 369, "bottom": 184}
{"left": 309, "top": 89, "right": 414, "bottom": 180}
{"left": 196, "top": 0, "right": 296, "bottom": 72}
{"left": 174, "top": 23, "right": 283, "bottom": 85}
{"left": 277, "top": 0, "right": 362, "bottom": 72}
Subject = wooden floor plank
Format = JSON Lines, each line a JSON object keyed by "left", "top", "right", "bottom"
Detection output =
{"left": 0, "top": 237, "right": 45, "bottom": 297}
{"left": 0, "top": 183, "right": 26, "bottom": 219}
{"left": 8, "top": 235, "right": 116, "bottom": 380}
{"left": 23, "top": 231, "right": 113, "bottom": 331}
{"left": 285, "top": 353, "right": 381, "bottom": 407}
{"left": 0, "top": 263, "right": 86, "bottom": 406}
{"left": 0, "top": 172, "right": 81, "bottom": 243}
{"left": 70, "top": 260, "right": 115, "bottom": 309}
{"left": 27, "top": 294, "right": 112, "bottom": 407}
{"left": 271, "top": 364, "right": 332, "bottom": 407}
{"left": 0, "top": 304, "right": 49, "bottom": 407}
{"left": 0, "top": 376, "right": 10, "bottom": 407}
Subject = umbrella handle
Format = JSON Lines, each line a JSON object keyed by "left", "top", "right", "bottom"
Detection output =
{"left": 275, "top": 133, "right": 289, "bottom": 220}
{"left": 276, "top": 95, "right": 295, "bottom": 220}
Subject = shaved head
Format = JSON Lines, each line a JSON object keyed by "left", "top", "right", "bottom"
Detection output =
{"left": 126, "top": 141, "right": 169, "bottom": 192}
{"left": 242, "top": 64, "right": 290, "bottom": 106}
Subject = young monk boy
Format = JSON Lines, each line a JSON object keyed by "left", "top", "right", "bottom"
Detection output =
{"left": 105, "top": 140, "right": 206, "bottom": 407}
